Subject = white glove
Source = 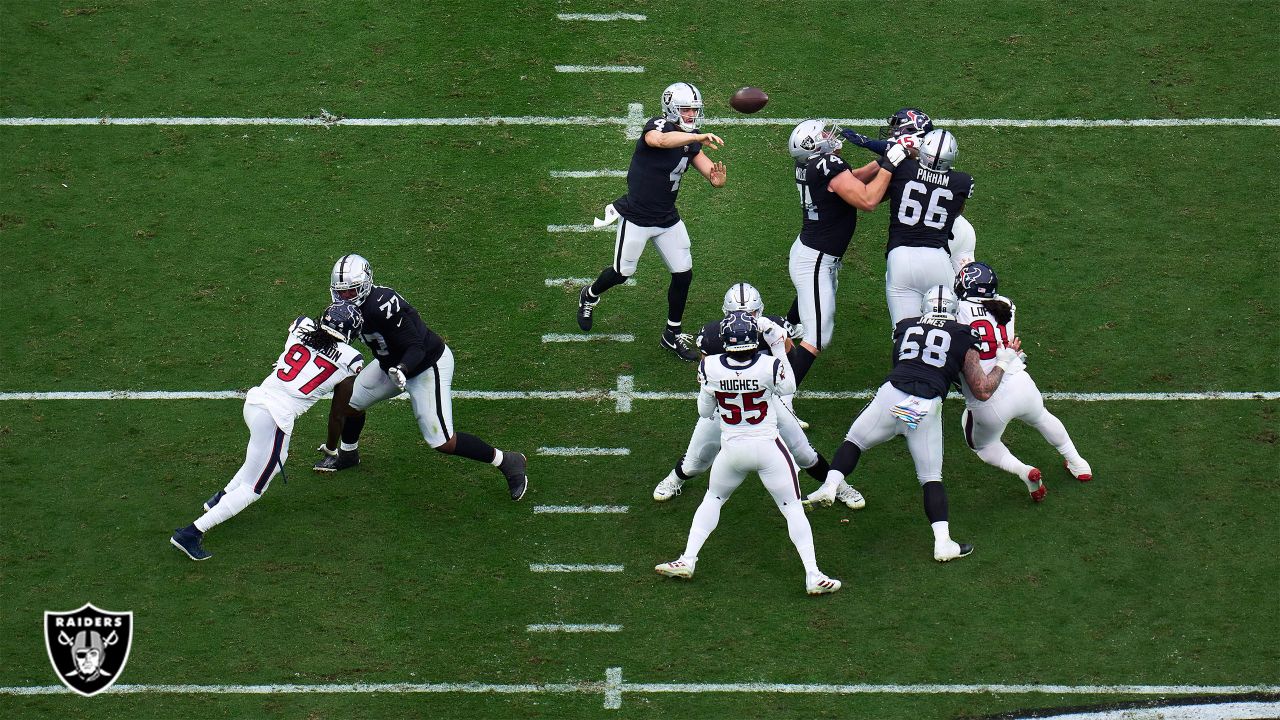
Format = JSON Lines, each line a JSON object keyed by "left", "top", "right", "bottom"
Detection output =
{"left": 878, "top": 143, "right": 909, "bottom": 170}
{"left": 756, "top": 316, "right": 786, "bottom": 350}
{"left": 995, "top": 346, "right": 1026, "bottom": 375}
{"left": 388, "top": 365, "right": 408, "bottom": 390}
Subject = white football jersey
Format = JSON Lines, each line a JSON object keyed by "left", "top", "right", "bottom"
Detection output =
{"left": 697, "top": 352, "right": 795, "bottom": 441}
{"left": 956, "top": 295, "right": 1017, "bottom": 398}
{"left": 247, "top": 317, "right": 364, "bottom": 433}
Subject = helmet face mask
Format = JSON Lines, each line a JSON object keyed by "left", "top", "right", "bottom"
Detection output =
{"left": 320, "top": 301, "right": 364, "bottom": 343}
{"left": 722, "top": 282, "right": 764, "bottom": 317}
{"left": 330, "top": 254, "right": 373, "bottom": 304}
{"left": 788, "top": 119, "right": 843, "bottom": 159}
{"left": 920, "top": 284, "right": 960, "bottom": 320}
{"left": 954, "top": 262, "right": 999, "bottom": 301}
{"left": 719, "top": 310, "right": 761, "bottom": 353}
{"left": 917, "top": 129, "right": 958, "bottom": 172}
{"left": 661, "top": 82, "right": 704, "bottom": 132}
{"left": 879, "top": 107, "right": 934, "bottom": 141}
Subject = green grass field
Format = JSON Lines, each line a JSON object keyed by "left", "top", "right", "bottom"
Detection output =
{"left": 2, "top": 2, "right": 1278, "bottom": 718}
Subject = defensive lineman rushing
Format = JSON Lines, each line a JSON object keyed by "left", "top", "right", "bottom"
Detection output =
{"left": 170, "top": 303, "right": 365, "bottom": 560}
{"left": 953, "top": 262, "right": 1093, "bottom": 499}
{"left": 807, "top": 285, "right": 1024, "bottom": 562}
{"left": 784, "top": 119, "right": 910, "bottom": 384}
{"left": 577, "top": 82, "right": 727, "bottom": 362}
{"left": 653, "top": 282, "right": 866, "bottom": 511}
{"left": 316, "top": 254, "right": 529, "bottom": 500}
{"left": 655, "top": 311, "right": 841, "bottom": 595}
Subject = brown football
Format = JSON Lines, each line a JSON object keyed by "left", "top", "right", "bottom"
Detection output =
{"left": 729, "top": 87, "right": 769, "bottom": 114}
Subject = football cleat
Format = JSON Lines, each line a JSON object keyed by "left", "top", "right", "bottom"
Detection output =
{"left": 577, "top": 287, "right": 598, "bottom": 332}
{"left": 500, "top": 451, "right": 529, "bottom": 501}
{"left": 170, "top": 526, "right": 211, "bottom": 561}
{"left": 806, "top": 574, "right": 842, "bottom": 596}
{"left": 653, "top": 475, "right": 684, "bottom": 502}
{"left": 804, "top": 482, "right": 838, "bottom": 510}
{"left": 661, "top": 330, "right": 701, "bottom": 362}
{"left": 836, "top": 481, "right": 866, "bottom": 510}
{"left": 1027, "top": 468, "right": 1047, "bottom": 502}
{"left": 1065, "top": 458, "right": 1093, "bottom": 482}
{"left": 933, "top": 541, "right": 974, "bottom": 563}
{"left": 314, "top": 448, "right": 360, "bottom": 472}
{"left": 202, "top": 490, "right": 226, "bottom": 512}
{"left": 655, "top": 560, "right": 694, "bottom": 579}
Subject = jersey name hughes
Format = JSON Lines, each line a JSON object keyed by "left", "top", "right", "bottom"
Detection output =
{"left": 916, "top": 167, "right": 950, "bottom": 186}
{"left": 717, "top": 378, "right": 761, "bottom": 392}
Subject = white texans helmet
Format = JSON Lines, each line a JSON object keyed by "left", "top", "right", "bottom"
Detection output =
{"left": 722, "top": 282, "right": 764, "bottom": 316}
{"left": 920, "top": 284, "right": 959, "bottom": 320}
{"left": 330, "top": 254, "right": 373, "bottom": 304}
{"left": 918, "top": 129, "right": 958, "bottom": 172}
{"left": 788, "top": 119, "right": 843, "bottom": 159}
{"left": 661, "top": 82, "right": 704, "bottom": 131}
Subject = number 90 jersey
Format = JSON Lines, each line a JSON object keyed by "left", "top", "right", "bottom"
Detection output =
{"left": 697, "top": 352, "right": 796, "bottom": 441}
{"left": 249, "top": 317, "right": 365, "bottom": 434}
{"left": 885, "top": 316, "right": 980, "bottom": 400}
{"left": 886, "top": 159, "right": 974, "bottom": 255}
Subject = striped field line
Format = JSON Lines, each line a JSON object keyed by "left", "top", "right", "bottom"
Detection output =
{"left": 553, "top": 65, "right": 644, "bottom": 73}
{"left": 540, "top": 333, "right": 634, "bottom": 343}
{"left": 533, "top": 505, "right": 630, "bottom": 514}
{"left": 556, "top": 13, "right": 646, "bottom": 21}
{"left": 544, "top": 277, "right": 636, "bottom": 287}
{"left": 547, "top": 223, "right": 612, "bottom": 233}
{"left": 549, "top": 169, "right": 628, "bottom": 178}
{"left": 526, "top": 623, "right": 623, "bottom": 633}
{"left": 536, "top": 447, "right": 631, "bottom": 456}
{"left": 529, "top": 564, "right": 625, "bottom": 573}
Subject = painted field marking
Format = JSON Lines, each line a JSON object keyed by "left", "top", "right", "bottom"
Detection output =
{"left": 527, "top": 623, "right": 623, "bottom": 633}
{"left": 529, "top": 564, "right": 625, "bottom": 573}
{"left": 536, "top": 447, "right": 631, "bottom": 456}
{"left": 554, "top": 65, "right": 644, "bottom": 74}
{"left": 541, "top": 334, "right": 634, "bottom": 343}
{"left": 549, "top": 170, "right": 628, "bottom": 178}
{"left": 544, "top": 277, "right": 636, "bottom": 287}
{"left": 624, "top": 103, "right": 646, "bottom": 140}
{"left": 556, "top": 13, "right": 646, "bottom": 21}
{"left": 547, "top": 224, "right": 613, "bottom": 233}
{"left": 533, "top": 505, "right": 630, "bottom": 514}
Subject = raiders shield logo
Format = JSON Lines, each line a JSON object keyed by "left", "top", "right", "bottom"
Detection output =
{"left": 44, "top": 603, "right": 133, "bottom": 697}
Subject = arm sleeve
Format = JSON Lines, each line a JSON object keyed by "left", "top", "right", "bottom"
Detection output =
{"left": 698, "top": 387, "right": 717, "bottom": 418}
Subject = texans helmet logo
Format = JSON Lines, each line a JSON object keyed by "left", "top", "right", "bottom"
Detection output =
{"left": 959, "top": 264, "right": 983, "bottom": 289}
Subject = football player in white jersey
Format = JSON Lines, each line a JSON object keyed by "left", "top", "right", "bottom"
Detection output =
{"left": 170, "top": 303, "right": 365, "bottom": 560}
{"left": 652, "top": 283, "right": 865, "bottom": 511}
{"left": 655, "top": 311, "right": 841, "bottom": 595}
{"left": 953, "top": 262, "right": 1093, "bottom": 500}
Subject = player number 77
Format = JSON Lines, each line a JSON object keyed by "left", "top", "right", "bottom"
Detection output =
{"left": 276, "top": 344, "right": 339, "bottom": 394}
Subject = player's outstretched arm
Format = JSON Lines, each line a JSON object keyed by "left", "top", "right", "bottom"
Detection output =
{"left": 645, "top": 129, "right": 723, "bottom": 150}
{"left": 692, "top": 151, "right": 726, "bottom": 187}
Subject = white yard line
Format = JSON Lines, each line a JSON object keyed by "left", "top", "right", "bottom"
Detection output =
{"left": 556, "top": 13, "right": 646, "bottom": 21}
{"left": 554, "top": 65, "right": 645, "bottom": 73}
{"left": 536, "top": 447, "right": 631, "bottom": 456}
{"left": 547, "top": 224, "right": 613, "bottom": 233}
{"left": 527, "top": 623, "right": 623, "bottom": 633}
{"left": 533, "top": 505, "right": 630, "bottom": 514}
{"left": 549, "top": 170, "right": 628, "bottom": 178}
{"left": 544, "top": 277, "right": 636, "bottom": 287}
{"left": 624, "top": 103, "right": 646, "bottom": 140}
{"left": 529, "top": 564, "right": 625, "bottom": 572}
{"left": 541, "top": 334, "right": 634, "bottom": 343}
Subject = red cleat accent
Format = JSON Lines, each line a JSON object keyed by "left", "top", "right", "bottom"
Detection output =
{"left": 1028, "top": 468, "right": 1046, "bottom": 502}
{"left": 1065, "top": 460, "right": 1093, "bottom": 482}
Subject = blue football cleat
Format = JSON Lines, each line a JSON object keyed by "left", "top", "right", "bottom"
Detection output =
{"left": 170, "top": 526, "right": 211, "bottom": 561}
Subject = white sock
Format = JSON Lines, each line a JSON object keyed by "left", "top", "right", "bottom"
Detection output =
{"left": 339, "top": 441, "right": 358, "bottom": 452}
{"left": 931, "top": 520, "right": 951, "bottom": 545}
{"left": 490, "top": 449, "right": 504, "bottom": 467}
{"left": 822, "top": 469, "right": 845, "bottom": 491}
{"left": 662, "top": 470, "right": 681, "bottom": 485}
{"left": 682, "top": 493, "right": 727, "bottom": 560}
{"left": 194, "top": 484, "right": 261, "bottom": 533}
{"left": 780, "top": 501, "right": 819, "bottom": 576}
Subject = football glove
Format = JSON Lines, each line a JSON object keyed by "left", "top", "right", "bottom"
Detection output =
{"left": 876, "top": 143, "right": 909, "bottom": 171}
{"left": 995, "top": 346, "right": 1026, "bottom": 375}
{"left": 838, "top": 128, "right": 872, "bottom": 147}
{"left": 388, "top": 365, "right": 408, "bottom": 390}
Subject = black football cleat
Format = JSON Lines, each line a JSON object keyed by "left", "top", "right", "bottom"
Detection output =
{"left": 170, "top": 526, "right": 211, "bottom": 561}
{"left": 203, "top": 490, "right": 226, "bottom": 512}
{"left": 314, "top": 448, "right": 360, "bottom": 472}
{"left": 499, "top": 451, "right": 529, "bottom": 501}
{"left": 934, "top": 541, "right": 974, "bottom": 563}
{"left": 577, "top": 287, "right": 598, "bottom": 332}
{"left": 661, "top": 330, "right": 700, "bottom": 362}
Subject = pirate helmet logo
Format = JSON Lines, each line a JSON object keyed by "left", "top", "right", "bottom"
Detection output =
{"left": 44, "top": 602, "right": 133, "bottom": 696}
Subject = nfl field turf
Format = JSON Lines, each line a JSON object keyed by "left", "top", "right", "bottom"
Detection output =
{"left": 1, "top": 2, "right": 1277, "bottom": 719}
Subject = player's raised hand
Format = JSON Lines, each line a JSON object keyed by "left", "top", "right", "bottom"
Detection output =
{"left": 700, "top": 133, "right": 724, "bottom": 150}
{"left": 709, "top": 161, "right": 727, "bottom": 187}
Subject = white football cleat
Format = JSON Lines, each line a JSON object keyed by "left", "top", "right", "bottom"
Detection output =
{"left": 806, "top": 573, "right": 842, "bottom": 595}
{"left": 1065, "top": 457, "right": 1093, "bottom": 482}
{"left": 933, "top": 540, "right": 975, "bottom": 563}
{"left": 804, "top": 482, "right": 838, "bottom": 509}
{"left": 655, "top": 560, "right": 694, "bottom": 579}
{"left": 653, "top": 475, "right": 684, "bottom": 502}
{"left": 836, "top": 481, "right": 866, "bottom": 510}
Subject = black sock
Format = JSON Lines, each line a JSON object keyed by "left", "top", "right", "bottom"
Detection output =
{"left": 923, "top": 481, "right": 949, "bottom": 524}
{"left": 667, "top": 270, "right": 692, "bottom": 326}
{"left": 788, "top": 345, "right": 817, "bottom": 384}
{"left": 185, "top": 523, "right": 202, "bottom": 536}
{"left": 451, "top": 432, "right": 498, "bottom": 463}
{"left": 340, "top": 412, "right": 366, "bottom": 446}
{"left": 803, "top": 452, "right": 830, "bottom": 481}
{"left": 589, "top": 267, "right": 629, "bottom": 298}
{"left": 830, "top": 441, "right": 862, "bottom": 476}
{"left": 787, "top": 297, "right": 801, "bottom": 325}
{"left": 674, "top": 455, "right": 694, "bottom": 480}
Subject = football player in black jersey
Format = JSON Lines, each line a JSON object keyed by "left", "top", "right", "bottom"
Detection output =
{"left": 782, "top": 119, "right": 910, "bottom": 384}
{"left": 576, "top": 82, "right": 727, "bottom": 362}
{"left": 807, "top": 285, "right": 1024, "bottom": 562}
{"left": 314, "top": 254, "right": 529, "bottom": 501}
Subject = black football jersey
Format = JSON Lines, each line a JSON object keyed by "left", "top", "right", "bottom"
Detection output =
{"left": 356, "top": 285, "right": 446, "bottom": 377}
{"left": 695, "top": 314, "right": 789, "bottom": 356}
{"left": 885, "top": 316, "right": 980, "bottom": 399}
{"left": 796, "top": 152, "right": 859, "bottom": 257}
{"left": 611, "top": 117, "right": 702, "bottom": 228}
{"left": 885, "top": 159, "right": 974, "bottom": 255}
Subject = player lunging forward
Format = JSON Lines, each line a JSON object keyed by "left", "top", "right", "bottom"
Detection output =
{"left": 577, "top": 82, "right": 727, "bottom": 362}
{"left": 953, "top": 262, "right": 1093, "bottom": 499}
{"left": 656, "top": 312, "right": 841, "bottom": 595}
{"left": 170, "top": 303, "right": 365, "bottom": 560}
{"left": 807, "top": 286, "right": 1023, "bottom": 562}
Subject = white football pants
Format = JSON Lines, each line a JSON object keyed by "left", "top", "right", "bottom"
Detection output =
{"left": 612, "top": 218, "right": 693, "bottom": 276}
{"left": 194, "top": 402, "right": 290, "bottom": 533}
{"left": 846, "top": 382, "right": 944, "bottom": 485}
{"left": 788, "top": 238, "right": 842, "bottom": 351}
{"left": 350, "top": 346, "right": 456, "bottom": 448}
{"left": 678, "top": 398, "right": 819, "bottom": 477}
{"left": 885, "top": 245, "right": 955, "bottom": 325}
{"left": 962, "top": 371, "right": 1082, "bottom": 477}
